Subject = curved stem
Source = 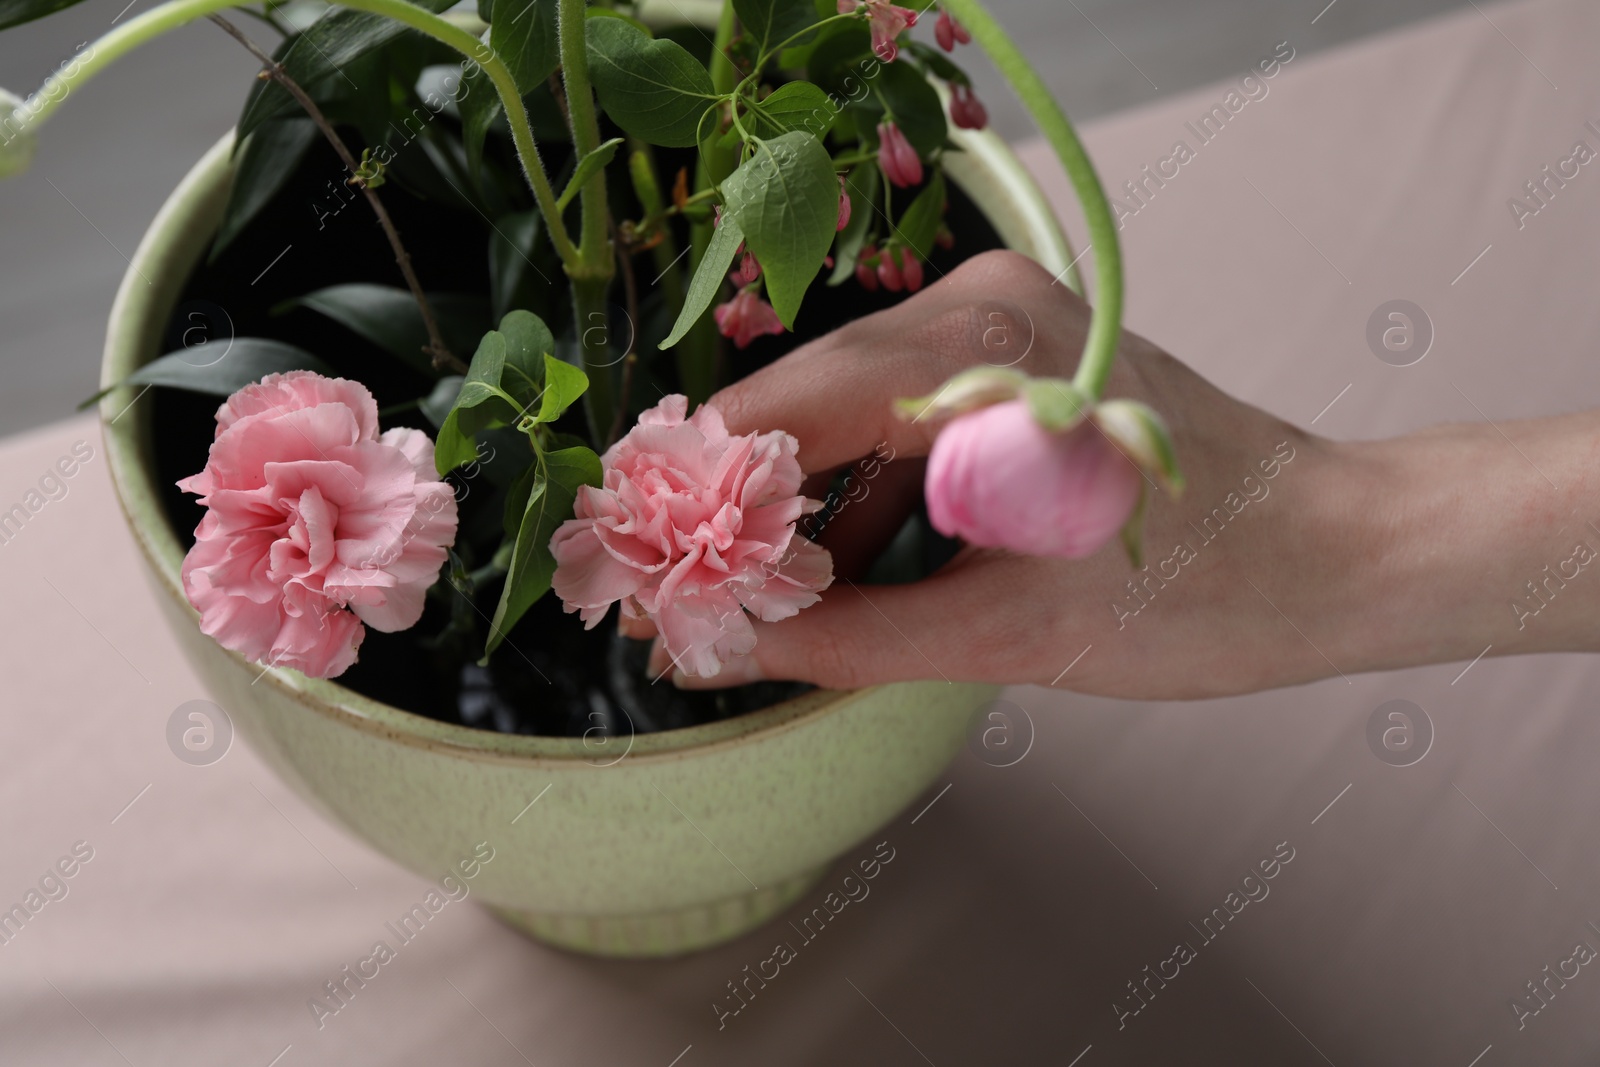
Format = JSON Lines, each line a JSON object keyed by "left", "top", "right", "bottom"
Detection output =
{"left": 11, "top": 0, "right": 579, "bottom": 268}
{"left": 938, "top": 0, "right": 1123, "bottom": 402}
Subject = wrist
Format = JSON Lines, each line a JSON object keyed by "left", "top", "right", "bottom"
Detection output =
{"left": 1335, "top": 413, "right": 1600, "bottom": 674}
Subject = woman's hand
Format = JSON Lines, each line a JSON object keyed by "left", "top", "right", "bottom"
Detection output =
{"left": 670, "top": 251, "right": 1599, "bottom": 696}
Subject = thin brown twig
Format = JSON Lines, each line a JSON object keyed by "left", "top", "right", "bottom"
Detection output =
{"left": 209, "top": 14, "right": 468, "bottom": 375}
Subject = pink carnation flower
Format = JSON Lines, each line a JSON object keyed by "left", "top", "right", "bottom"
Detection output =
{"left": 550, "top": 395, "right": 834, "bottom": 678}
{"left": 926, "top": 399, "right": 1141, "bottom": 559}
{"left": 177, "top": 370, "right": 458, "bottom": 678}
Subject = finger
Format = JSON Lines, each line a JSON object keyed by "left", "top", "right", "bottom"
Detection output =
{"left": 814, "top": 457, "right": 926, "bottom": 580}
{"left": 708, "top": 251, "right": 1079, "bottom": 474}
{"left": 674, "top": 553, "right": 1036, "bottom": 691}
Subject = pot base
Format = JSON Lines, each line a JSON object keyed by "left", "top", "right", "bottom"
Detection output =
{"left": 489, "top": 865, "right": 826, "bottom": 958}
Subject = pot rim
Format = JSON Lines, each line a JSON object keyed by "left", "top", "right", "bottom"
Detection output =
{"left": 99, "top": 124, "right": 1069, "bottom": 767}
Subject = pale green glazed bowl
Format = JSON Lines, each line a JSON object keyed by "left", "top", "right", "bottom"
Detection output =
{"left": 99, "top": 126, "right": 1068, "bottom": 957}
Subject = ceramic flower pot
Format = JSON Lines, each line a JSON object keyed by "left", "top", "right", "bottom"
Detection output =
{"left": 99, "top": 121, "right": 1072, "bottom": 957}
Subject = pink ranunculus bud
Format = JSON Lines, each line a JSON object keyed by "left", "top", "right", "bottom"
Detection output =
{"left": 176, "top": 371, "right": 458, "bottom": 678}
{"left": 925, "top": 398, "right": 1141, "bottom": 559}
{"left": 714, "top": 289, "right": 786, "bottom": 349}
{"left": 935, "top": 9, "right": 970, "bottom": 50}
{"left": 876, "top": 121, "right": 923, "bottom": 188}
{"left": 949, "top": 83, "right": 988, "bottom": 130}
{"left": 901, "top": 251, "right": 925, "bottom": 292}
{"left": 836, "top": 175, "right": 852, "bottom": 232}
{"left": 840, "top": 0, "right": 918, "bottom": 62}
{"left": 550, "top": 395, "right": 834, "bottom": 678}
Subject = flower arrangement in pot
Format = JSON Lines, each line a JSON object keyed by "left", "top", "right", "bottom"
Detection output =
{"left": 0, "top": 0, "right": 1182, "bottom": 955}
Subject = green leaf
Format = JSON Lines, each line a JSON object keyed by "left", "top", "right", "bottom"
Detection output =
{"left": 829, "top": 162, "right": 878, "bottom": 285}
{"left": 488, "top": 211, "right": 546, "bottom": 321}
{"left": 556, "top": 137, "right": 625, "bottom": 211}
{"left": 660, "top": 213, "right": 744, "bottom": 350}
{"left": 586, "top": 16, "right": 717, "bottom": 148}
{"left": 82, "top": 339, "right": 332, "bottom": 409}
{"left": 275, "top": 284, "right": 490, "bottom": 376}
{"left": 0, "top": 0, "right": 84, "bottom": 29}
{"left": 420, "top": 376, "right": 464, "bottom": 428}
{"left": 889, "top": 168, "right": 945, "bottom": 261}
{"left": 720, "top": 131, "right": 837, "bottom": 329}
{"left": 537, "top": 354, "right": 589, "bottom": 422}
{"left": 496, "top": 309, "right": 556, "bottom": 402}
{"left": 434, "top": 331, "right": 524, "bottom": 474}
{"left": 906, "top": 41, "right": 969, "bottom": 85}
{"left": 852, "top": 60, "right": 947, "bottom": 157}
{"left": 458, "top": 66, "right": 503, "bottom": 187}
{"left": 236, "top": 0, "right": 459, "bottom": 142}
{"left": 212, "top": 118, "right": 319, "bottom": 259}
{"left": 490, "top": 0, "right": 560, "bottom": 95}
{"left": 485, "top": 445, "right": 603, "bottom": 656}
{"left": 733, "top": 0, "right": 819, "bottom": 58}
{"left": 738, "top": 81, "right": 837, "bottom": 141}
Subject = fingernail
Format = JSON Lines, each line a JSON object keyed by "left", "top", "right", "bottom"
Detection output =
{"left": 673, "top": 656, "right": 765, "bottom": 690}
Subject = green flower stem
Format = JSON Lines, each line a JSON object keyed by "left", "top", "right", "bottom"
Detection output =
{"left": 556, "top": 0, "right": 616, "bottom": 439}
{"left": 557, "top": 0, "right": 610, "bottom": 275}
{"left": 938, "top": 0, "right": 1124, "bottom": 403}
{"left": 11, "top": 0, "right": 579, "bottom": 268}
{"left": 667, "top": 0, "right": 741, "bottom": 406}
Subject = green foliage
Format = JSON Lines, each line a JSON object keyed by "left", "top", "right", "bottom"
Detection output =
{"left": 433, "top": 310, "right": 589, "bottom": 477}
{"left": 83, "top": 339, "right": 331, "bottom": 409}
{"left": 733, "top": 0, "right": 818, "bottom": 58}
{"left": 556, "top": 137, "right": 624, "bottom": 210}
{"left": 585, "top": 17, "right": 716, "bottom": 148}
{"left": 274, "top": 284, "right": 491, "bottom": 376}
{"left": 829, "top": 162, "right": 878, "bottom": 285}
{"left": 213, "top": 119, "right": 318, "bottom": 258}
{"left": 484, "top": 445, "right": 600, "bottom": 657}
{"left": 490, "top": 0, "right": 561, "bottom": 95}
{"left": 0, "top": 0, "right": 84, "bottom": 30}
{"left": 889, "top": 168, "right": 945, "bottom": 260}
{"left": 236, "top": 0, "right": 458, "bottom": 143}
{"left": 852, "top": 60, "right": 948, "bottom": 156}
{"left": 720, "top": 131, "right": 837, "bottom": 328}
{"left": 734, "top": 81, "right": 836, "bottom": 142}
{"left": 660, "top": 212, "right": 744, "bottom": 349}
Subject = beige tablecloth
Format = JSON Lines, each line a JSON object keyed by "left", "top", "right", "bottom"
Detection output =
{"left": 5, "top": 0, "right": 1600, "bottom": 1062}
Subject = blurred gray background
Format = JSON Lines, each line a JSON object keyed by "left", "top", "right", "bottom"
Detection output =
{"left": 0, "top": 0, "right": 1474, "bottom": 438}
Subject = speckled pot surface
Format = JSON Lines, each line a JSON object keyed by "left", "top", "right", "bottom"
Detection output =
{"left": 99, "top": 125, "right": 1067, "bottom": 957}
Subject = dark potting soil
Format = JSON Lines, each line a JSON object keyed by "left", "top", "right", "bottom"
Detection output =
{"left": 148, "top": 128, "right": 997, "bottom": 739}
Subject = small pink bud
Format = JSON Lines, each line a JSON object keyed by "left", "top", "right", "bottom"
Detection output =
{"left": 926, "top": 399, "right": 1141, "bottom": 559}
{"left": 949, "top": 83, "right": 988, "bottom": 130}
{"left": 734, "top": 252, "right": 761, "bottom": 286}
{"left": 855, "top": 263, "right": 880, "bottom": 291}
{"left": 714, "top": 289, "right": 786, "bottom": 350}
{"left": 836, "top": 175, "right": 852, "bottom": 232}
{"left": 935, "top": 9, "right": 970, "bottom": 51}
{"left": 877, "top": 251, "right": 904, "bottom": 292}
{"left": 901, "top": 252, "right": 924, "bottom": 292}
{"left": 936, "top": 227, "right": 955, "bottom": 251}
{"left": 877, "top": 121, "right": 923, "bottom": 189}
